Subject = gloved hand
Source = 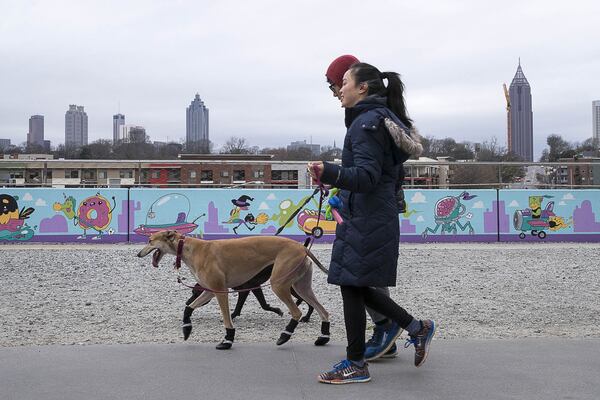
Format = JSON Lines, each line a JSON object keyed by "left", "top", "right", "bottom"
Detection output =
{"left": 396, "top": 187, "right": 406, "bottom": 214}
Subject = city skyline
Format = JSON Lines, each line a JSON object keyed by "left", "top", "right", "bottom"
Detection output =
{"left": 1, "top": 1, "right": 600, "bottom": 159}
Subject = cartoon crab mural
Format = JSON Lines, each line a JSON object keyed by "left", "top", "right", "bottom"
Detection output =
{"left": 53, "top": 192, "right": 116, "bottom": 239}
{"left": 422, "top": 191, "right": 477, "bottom": 238}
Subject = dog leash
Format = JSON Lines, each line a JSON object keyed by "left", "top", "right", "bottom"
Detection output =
{"left": 175, "top": 183, "right": 328, "bottom": 294}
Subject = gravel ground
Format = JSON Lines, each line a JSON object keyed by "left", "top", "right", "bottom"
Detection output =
{"left": 1, "top": 242, "right": 599, "bottom": 347}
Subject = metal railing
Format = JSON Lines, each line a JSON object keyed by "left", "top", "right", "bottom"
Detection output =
{"left": 2, "top": 161, "right": 600, "bottom": 189}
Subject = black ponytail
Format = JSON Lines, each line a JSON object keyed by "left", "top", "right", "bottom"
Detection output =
{"left": 349, "top": 63, "right": 413, "bottom": 129}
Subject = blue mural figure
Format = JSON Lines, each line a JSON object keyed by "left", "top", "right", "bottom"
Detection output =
{"left": 422, "top": 191, "right": 478, "bottom": 238}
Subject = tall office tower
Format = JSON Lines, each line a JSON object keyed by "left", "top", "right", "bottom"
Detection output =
{"left": 113, "top": 114, "right": 125, "bottom": 144}
{"left": 508, "top": 61, "right": 534, "bottom": 161}
{"left": 186, "top": 94, "right": 209, "bottom": 150}
{"left": 28, "top": 115, "right": 44, "bottom": 146}
{"left": 65, "top": 105, "right": 88, "bottom": 148}
{"left": 593, "top": 100, "right": 600, "bottom": 146}
{"left": 0, "top": 138, "right": 11, "bottom": 151}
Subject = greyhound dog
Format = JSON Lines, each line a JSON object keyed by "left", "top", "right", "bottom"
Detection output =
{"left": 187, "top": 265, "right": 315, "bottom": 322}
{"left": 137, "top": 230, "right": 330, "bottom": 349}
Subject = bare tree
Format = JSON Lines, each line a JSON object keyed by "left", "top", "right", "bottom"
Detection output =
{"left": 221, "top": 136, "right": 251, "bottom": 154}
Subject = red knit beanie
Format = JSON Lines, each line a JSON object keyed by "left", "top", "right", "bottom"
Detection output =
{"left": 326, "top": 55, "right": 359, "bottom": 88}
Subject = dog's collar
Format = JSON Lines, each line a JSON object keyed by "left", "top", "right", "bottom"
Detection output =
{"left": 174, "top": 238, "right": 185, "bottom": 270}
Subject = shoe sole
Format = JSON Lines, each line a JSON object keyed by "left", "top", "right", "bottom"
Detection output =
{"left": 318, "top": 377, "right": 371, "bottom": 384}
{"left": 365, "top": 329, "right": 403, "bottom": 361}
{"left": 380, "top": 350, "right": 398, "bottom": 359}
{"left": 415, "top": 321, "right": 436, "bottom": 368}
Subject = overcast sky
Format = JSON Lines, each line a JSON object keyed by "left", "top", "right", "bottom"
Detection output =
{"left": 1, "top": 0, "right": 599, "bottom": 159}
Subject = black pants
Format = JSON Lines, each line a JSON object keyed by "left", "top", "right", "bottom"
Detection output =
{"left": 341, "top": 285, "right": 414, "bottom": 362}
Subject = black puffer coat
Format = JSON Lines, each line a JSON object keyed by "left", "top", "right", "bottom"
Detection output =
{"left": 320, "top": 96, "right": 410, "bottom": 287}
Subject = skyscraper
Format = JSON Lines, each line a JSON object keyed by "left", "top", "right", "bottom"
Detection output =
{"left": 0, "top": 139, "right": 10, "bottom": 151}
{"left": 186, "top": 94, "right": 209, "bottom": 150}
{"left": 508, "top": 61, "right": 534, "bottom": 162}
{"left": 28, "top": 115, "right": 44, "bottom": 147}
{"left": 65, "top": 105, "right": 88, "bottom": 148}
{"left": 593, "top": 100, "right": 600, "bottom": 146}
{"left": 113, "top": 113, "right": 125, "bottom": 144}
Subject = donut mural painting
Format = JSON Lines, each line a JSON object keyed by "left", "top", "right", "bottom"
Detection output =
{"left": 53, "top": 192, "right": 116, "bottom": 239}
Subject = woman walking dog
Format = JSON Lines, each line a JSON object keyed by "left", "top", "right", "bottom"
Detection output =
{"left": 326, "top": 54, "right": 410, "bottom": 362}
{"left": 309, "top": 61, "right": 435, "bottom": 384}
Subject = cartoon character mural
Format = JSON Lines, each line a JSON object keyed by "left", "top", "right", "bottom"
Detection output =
{"left": 422, "top": 191, "right": 478, "bottom": 238}
{"left": 513, "top": 195, "right": 571, "bottom": 239}
{"left": 223, "top": 195, "right": 268, "bottom": 234}
{"left": 53, "top": 192, "right": 116, "bottom": 239}
{"left": 134, "top": 193, "right": 204, "bottom": 236}
{"left": 296, "top": 189, "right": 339, "bottom": 238}
{"left": 0, "top": 194, "right": 35, "bottom": 241}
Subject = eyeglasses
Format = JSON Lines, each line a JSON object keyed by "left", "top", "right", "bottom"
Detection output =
{"left": 328, "top": 83, "right": 337, "bottom": 93}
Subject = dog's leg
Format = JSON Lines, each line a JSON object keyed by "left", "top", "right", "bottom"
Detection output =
{"left": 252, "top": 288, "right": 283, "bottom": 317}
{"left": 291, "top": 287, "right": 312, "bottom": 323}
{"left": 186, "top": 284, "right": 204, "bottom": 306}
{"left": 214, "top": 292, "right": 235, "bottom": 350}
{"left": 291, "top": 266, "right": 330, "bottom": 346}
{"left": 183, "top": 290, "right": 215, "bottom": 340}
{"left": 271, "top": 284, "right": 302, "bottom": 346}
{"left": 231, "top": 290, "right": 250, "bottom": 319}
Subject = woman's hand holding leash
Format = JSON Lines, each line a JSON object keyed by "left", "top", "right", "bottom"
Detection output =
{"left": 307, "top": 161, "right": 324, "bottom": 185}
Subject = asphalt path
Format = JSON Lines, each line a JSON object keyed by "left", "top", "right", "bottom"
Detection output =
{"left": 2, "top": 339, "right": 599, "bottom": 400}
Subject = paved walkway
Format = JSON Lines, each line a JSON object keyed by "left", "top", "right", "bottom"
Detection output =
{"left": 2, "top": 339, "right": 599, "bottom": 400}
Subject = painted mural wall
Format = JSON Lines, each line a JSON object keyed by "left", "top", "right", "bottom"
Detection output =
{"left": 499, "top": 189, "right": 600, "bottom": 242}
{"left": 1, "top": 188, "right": 600, "bottom": 243}
{"left": 0, "top": 188, "right": 128, "bottom": 242}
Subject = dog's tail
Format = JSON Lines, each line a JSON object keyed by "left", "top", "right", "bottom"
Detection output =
{"left": 307, "top": 251, "right": 329, "bottom": 274}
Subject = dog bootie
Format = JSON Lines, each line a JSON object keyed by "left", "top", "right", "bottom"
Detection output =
{"left": 315, "top": 321, "right": 330, "bottom": 346}
{"left": 277, "top": 319, "right": 299, "bottom": 345}
{"left": 182, "top": 306, "right": 193, "bottom": 341}
{"left": 216, "top": 328, "right": 235, "bottom": 350}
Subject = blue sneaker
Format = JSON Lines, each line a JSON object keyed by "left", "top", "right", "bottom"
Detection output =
{"left": 380, "top": 343, "right": 398, "bottom": 359}
{"left": 318, "top": 359, "right": 371, "bottom": 384}
{"left": 364, "top": 324, "right": 385, "bottom": 359}
{"left": 365, "top": 322, "right": 403, "bottom": 361}
{"left": 405, "top": 319, "right": 436, "bottom": 367}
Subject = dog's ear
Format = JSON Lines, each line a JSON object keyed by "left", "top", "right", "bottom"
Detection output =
{"left": 166, "top": 230, "right": 177, "bottom": 241}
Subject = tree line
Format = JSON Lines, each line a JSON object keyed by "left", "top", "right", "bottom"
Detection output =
{"left": 5, "top": 134, "right": 597, "bottom": 164}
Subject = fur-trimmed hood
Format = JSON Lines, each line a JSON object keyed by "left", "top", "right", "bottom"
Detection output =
{"left": 346, "top": 96, "right": 424, "bottom": 159}
{"left": 383, "top": 118, "right": 423, "bottom": 158}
